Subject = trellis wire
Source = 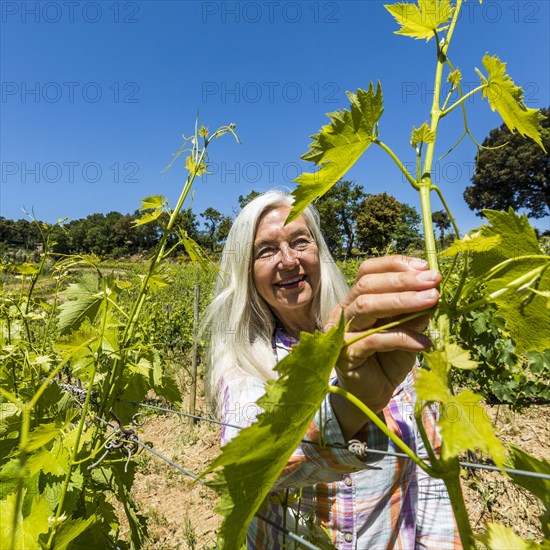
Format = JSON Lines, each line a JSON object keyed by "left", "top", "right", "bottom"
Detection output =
{"left": 118, "top": 396, "right": 550, "bottom": 481}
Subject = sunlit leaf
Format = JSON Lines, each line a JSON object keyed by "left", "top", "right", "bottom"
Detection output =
{"left": 289, "top": 83, "right": 383, "bottom": 222}
{"left": 477, "top": 522, "right": 543, "bottom": 549}
{"left": 202, "top": 318, "right": 346, "bottom": 549}
{"left": 447, "top": 68, "right": 462, "bottom": 87}
{"left": 132, "top": 209, "right": 162, "bottom": 227}
{"left": 466, "top": 209, "right": 550, "bottom": 354}
{"left": 52, "top": 515, "right": 99, "bottom": 550}
{"left": 14, "top": 263, "right": 39, "bottom": 275}
{"left": 25, "top": 422, "right": 61, "bottom": 453}
{"left": 179, "top": 230, "right": 219, "bottom": 275}
{"left": 411, "top": 121, "right": 435, "bottom": 148}
{"left": 185, "top": 155, "right": 208, "bottom": 176}
{"left": 58, "top": 274, "right": 103, "bottom": 334}
{"left": 416, "top": 349, "right": 505, "bottom": 467}
{"left": 385, "top": 0, "right": 453, "bottom": 41}
{"left": 439, "top": 233, "right": 501, "bottom": 257}
{"left": 445, "top": 342, "right": 479, "bottom": 370}
{"left": 145, "top": 264, "right": 173, "bottom": 291}
{"left": 477, "top": 54, "right": 546, "bottom": 150}
{"left": 139, "top": 195, "right": 166, "bottom": 210}
{"left": 0, "top": 492, "right": 50, "bottom": 549}
{"left": 504, "top": 445, "right": 550, "bottom": 505}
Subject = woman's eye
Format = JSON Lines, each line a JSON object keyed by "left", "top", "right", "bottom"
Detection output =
{"left": 292, "top": 238, "right": 311, "bottom": 250}
{"left": 257, "top": 246, "right": 277, "bottom": 258}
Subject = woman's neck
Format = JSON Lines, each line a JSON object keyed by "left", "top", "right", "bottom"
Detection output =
{"left": 274, "top": 315, "right": 317, "bottom": 340}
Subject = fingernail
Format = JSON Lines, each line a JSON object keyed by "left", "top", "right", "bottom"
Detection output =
{"left": 417, "top": 288, "right": 437, "bottom": 300}
{"left": 410, "top": 258, "right": 428, "bottom": 270}
{"left": 417, "top": 270, "right": 439, "bottom": 282}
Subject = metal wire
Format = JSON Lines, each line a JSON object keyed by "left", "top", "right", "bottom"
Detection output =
{"left": 120, "top": 397, "right": 550, "bottom": 481}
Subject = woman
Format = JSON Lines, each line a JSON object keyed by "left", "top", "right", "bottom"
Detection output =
{"left": 204, "top": 190, "right": 460, "bottom": 549}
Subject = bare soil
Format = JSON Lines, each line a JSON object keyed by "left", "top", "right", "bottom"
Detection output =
{"left": 126, "top": 397, "right": 549, "bottom": 549}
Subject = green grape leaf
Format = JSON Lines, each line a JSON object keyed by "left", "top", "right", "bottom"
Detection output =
{"left": 411, "top": 122, "right": 435, "bottom": 148}
{"left": 0, "top": 402, "right": 20, "bottom": 436}
{"left": 385, "top": 0, "right": 453, "bottom": 41}
{"left": 446, "top": 343, "right": 479, "bottom": 370}
{"left": 202, "top": 318, "right": 346, "bottom": 549}
{"left": 288, "top": 83, "right": 383, "bottom": 222}
{"left": 476, "top": 523, "right": 543, "bottom": 550}
{"left": 26, "top": 444, "right": 68, "bottom": 477}
{"left": 0, "top": 459, "right": 20, "bottom": 499}
{"left": 504, "top": 444, "right": 550, "bottom": 505}
{"left": 527, "top": 350, "right": 550, "bottom": 374}
{"left": 477, "top": 54, "right": 546, "bottom": 150}
{"left": 25, "top": 422, "right": 60, "bottom": 453}
{"left": 466, "top": 209, "right": 550, "bottom": 354}
{"left": 139, "top": 195, "right": 166, "bottom": 210}
{"left": 439, "top": 233, "right": 501, "bottom": 257}
{"left": 132, "top": 209, "right": 162, "bottom": 227}
{"left": 185, "top": 155, "right": 208, "bottom": 176}
{"left": 179, "top": 229, "right": 219, "bottom": 275}
{"left": 447, "top": 68, "right": 462, "bottom": 87}
{"left": 142, "top": 264, "right": 173, "bottom": 291}
{"left": 416, "top": 349, "right": 505, "bottom": 468}
{"left": 51, "top": 515, "right": 99, "bottom": 550}
{"left": 0, "top": 492, "right": 50, "bottom": 549}
{"left": 58, "top": 274, "right": 104, "bottom": 334}
{"left": 199, "top": 124, "right": 209, "bottom": 138}
{"left": 14, "top": 263, "right": 39, "bottom": 275}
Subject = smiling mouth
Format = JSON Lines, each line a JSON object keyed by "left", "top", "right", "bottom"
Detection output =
{"left": 274, "top": 275, "right": 307, "bottom": 289}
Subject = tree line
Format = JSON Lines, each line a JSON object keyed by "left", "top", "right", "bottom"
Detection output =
{"left": 1, "top": 184, "right": 452, "bottom": 261}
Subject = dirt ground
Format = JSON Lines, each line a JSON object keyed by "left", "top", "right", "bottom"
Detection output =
{"left": 125, "top": 397, "right": 549, "bottom": 549}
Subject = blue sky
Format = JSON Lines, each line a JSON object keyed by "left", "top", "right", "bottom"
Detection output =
{"left": 1, "top": 0, "right": 549, "bottom": 234}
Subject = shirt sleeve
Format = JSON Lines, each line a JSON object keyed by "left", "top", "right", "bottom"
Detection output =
{"left": 219, "top": 372, "right": 392, "bottom": 489}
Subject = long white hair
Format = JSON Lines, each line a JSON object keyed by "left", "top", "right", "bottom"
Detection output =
{"left": 203, "top": 190, "right": 349, "bottom": 411}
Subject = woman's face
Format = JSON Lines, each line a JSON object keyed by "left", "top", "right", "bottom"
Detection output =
{"left": 252, "top": 205, "right": 321, "bottom": 330}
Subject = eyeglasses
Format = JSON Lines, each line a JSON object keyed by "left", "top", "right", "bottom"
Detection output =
{"left": 253, "top": 236, "right": 316, "bottom": 262}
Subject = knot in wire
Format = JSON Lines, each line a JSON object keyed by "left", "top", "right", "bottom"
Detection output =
{"left": 88, "top": 410, "right": 140, "bottom": 472}
{"left": 347, "top": 439, "right": 368, "bottom": 460}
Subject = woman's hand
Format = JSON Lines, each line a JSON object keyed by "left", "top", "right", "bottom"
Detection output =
{"left": 325, "top": 256, "right": 441, "bottom": 439}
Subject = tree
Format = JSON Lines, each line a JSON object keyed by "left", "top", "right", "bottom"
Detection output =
{"left": 200, "top": 207, "right": 232, "bottom": 251}
{"left": 432, "top": 210, "right": 451, "bottom": 246}
{"left": 392, "top": 203, "right": 423, "bottom": 252}
{"left": 355, "top": 193, "right": 402, "bottom": 253}
{"left": 238, "top": 190, "right": 261, "bottom": 209}
{"left": 315, "top": 180, "right": 366, "bottom": 258}
{"left": 463, "top": 107, "right": 549, "bottom": 218}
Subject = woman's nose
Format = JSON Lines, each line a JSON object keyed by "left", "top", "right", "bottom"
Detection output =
{"left": 279, "top": 244, "right": 299, "bottom": 267}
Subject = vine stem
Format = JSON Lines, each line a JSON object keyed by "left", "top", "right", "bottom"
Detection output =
{"left": 374, "top": 140, "right": 419, "bottom": 190}
{"left": 99, "top": 144, "right": 209, "bottom": 418}
{"left": 440, "top": 84, "right": 485, "bottom": 118}
{"left": 327, "top": 386, "right": 436, "bottom": 476}
{"left": 457, "top": 264, "right": 548, "bottom": 315}
{"left": 47, "top": 359, "right": 97, "bottom": 549}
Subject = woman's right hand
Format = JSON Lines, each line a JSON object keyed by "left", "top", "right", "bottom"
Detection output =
{"left": 325, "top": 256, "right": 441, "bottom": 439}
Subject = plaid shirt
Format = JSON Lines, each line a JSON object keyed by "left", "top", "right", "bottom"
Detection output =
{"left": 220, "top": 330, "right": 461, "bottom": 549}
